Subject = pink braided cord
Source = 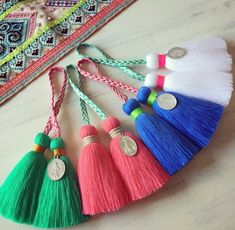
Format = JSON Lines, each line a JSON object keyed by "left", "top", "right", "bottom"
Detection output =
{"left": 76, "top": 58, "right": 138, "bottom": 102}
{"left": 43, "top": 66, "right": 67, "bottom": 137}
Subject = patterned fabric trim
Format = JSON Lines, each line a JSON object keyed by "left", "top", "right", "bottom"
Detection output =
{"left": 0, "top": 0, "right": 87, "bottom": 66}
{"left": 0, "top": 0, "right": 136, "bottom": 104}
{"left": 0, "top": 0, "right": 31, "bottom": 21}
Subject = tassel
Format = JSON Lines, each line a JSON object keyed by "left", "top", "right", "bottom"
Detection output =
{"left": 146, "top": 37, "right": 232, "bottom": 72}
{"left": 33, "top": 138, "right": 89, "bottom": 228}
{"left": 0, "top": 133, "right": 50, "bottom": 224}
{"left": 137, "top": 86, "right": 224, "bottom": 148}
{"left": 78, "top": 125, "right": 131, "bottom": 215}
{"left": 122, "top": 98, "right": 199, "bottom": 175}
{"left": 144, "top": 71, "right": 233, "bottom": 107}
{"left": 101, "top": 116, "right": 170, "bottom": 201}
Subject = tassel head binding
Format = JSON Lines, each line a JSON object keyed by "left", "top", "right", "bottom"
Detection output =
{"left": 78, "top": 124, "right": 131, "bottom": 215}
{"left": 102, "top": 116, "right": 138, "bottom": 157}
{"left": 33, "top": 137, "right": 88, "bottom": 228}
{"left": 145, "top": 71, "right": 233, "bottom": 107}
{"left": 0, "top": 133, "right": 50, "bottom": 224}
{"left": 101, "top": 116, "right": 170, "bottom": 200}
{"left": 123, "top": 98, "right": 199, "bottom": 175}
{"left": 145, "top": 37, "right": 232, "bottom": 72}
{"left": 137, "top": 86, "right": 224, "bottom": 148}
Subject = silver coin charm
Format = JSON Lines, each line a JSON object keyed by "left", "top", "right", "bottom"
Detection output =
{"left": 120, "top": 136, "right": 138, "bottom": 156}
{"left": 47, "top": 158, "right": 66, "bottom": 181}
{"left": 157, "top": 93, "right": 177, "bottom": 110}
{"left": 167, "top": 47, "right": 187, "bottom": 59}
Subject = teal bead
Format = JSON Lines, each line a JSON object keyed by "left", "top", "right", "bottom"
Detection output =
{"left": 34, "top": 133, "right": 51, "bottom": 148}
{"left": 50, "top": 138, "right": 65, "bottom": 150}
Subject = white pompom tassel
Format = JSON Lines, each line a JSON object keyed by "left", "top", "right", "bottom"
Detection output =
{"left": 146, "top": 37, "right": 232, "bottom": 72}
{"left": 144, "top": 71, "right": 233, "bottom": 107}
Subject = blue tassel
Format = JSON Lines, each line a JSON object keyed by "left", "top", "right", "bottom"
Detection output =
{"left": 122, "top": 98, "right": 199, "bottom": 175}
{"left": 136, "top": 87, "right": 224, "bottom": 148}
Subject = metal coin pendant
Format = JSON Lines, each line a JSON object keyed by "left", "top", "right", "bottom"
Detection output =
{"left": 47, "top": 158, "right": 66, "bottom": 181}
{"left": 120, "top": 135, "right": 138, "bottom": 156}
{"left": 167, "top": 47, "right": 187, "bottom": 59}
{"left": 157, "top": 93, "right": 177, "bottom": 110}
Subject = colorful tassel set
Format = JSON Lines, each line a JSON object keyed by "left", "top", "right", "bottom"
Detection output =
{"left": 0, "top": 36, "right": 233, "bottom": 228}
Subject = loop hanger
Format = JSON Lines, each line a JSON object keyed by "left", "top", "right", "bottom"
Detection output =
{"left": 43, "top": 66, "right": 67, "bottom": 137}
{"left": 66, "top": 63, "right": 170, "bottom": 205}
{"left": 76, "top": 43, "right": 145, "bottom": 81}
{"left": 66, "top": 64, "right": 131, "bottom": 215}
{"left": 76, "top": 58, "right": 138, "bottom": 102}
{"left": 66, "top": 64, "right": 107, "bottom": 121}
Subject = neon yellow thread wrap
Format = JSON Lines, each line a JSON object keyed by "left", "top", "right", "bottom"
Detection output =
{"left": 130, "top": 108, "right": 143, "bottom": 120}
{"left": 0, "top": 0, "right": 87, "bottom": 66}
{"left": 0, "top": 0, "right": 32, "bottom": 21}
{"left": 147, "top": 91, "right": 157, "bottom": 105}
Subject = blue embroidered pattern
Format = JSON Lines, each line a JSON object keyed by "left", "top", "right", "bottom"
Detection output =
{"left": 0, "top": 19, "right": 29, "bottom": 59}
{"left": 0, "top": 0, "right": 19, "bottom": 16}
{"left": 0, "top": 0, "right": 135, "bottom": 104}
{"left": 0, "top": 0, "right": 132, "bottom": 92}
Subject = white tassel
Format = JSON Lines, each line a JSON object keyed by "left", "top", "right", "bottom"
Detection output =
{"left": 146, "top": 37, "right": 232, "bottom": 72}
{"left": 144, "top": 71, "right": 233, "bottom": 107}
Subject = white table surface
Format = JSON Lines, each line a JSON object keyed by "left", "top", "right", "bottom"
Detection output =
{"left": 1, "top": 0, "right": 235, "bottom": 229}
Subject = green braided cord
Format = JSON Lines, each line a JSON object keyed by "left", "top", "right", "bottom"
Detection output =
{"left": 66, "top": 65, "right": 90, "bottom": 125}
{"left": 76, "top": 43, "right": 146, "bottom": 82}
{"left": 0, "top": 0, "right": 32, "bottom": 21}
{"left": 66, "top": 64, "right": 107, "bottom": 122}
{"left": 0, "top": 0, "right": 87, "bottom": 66}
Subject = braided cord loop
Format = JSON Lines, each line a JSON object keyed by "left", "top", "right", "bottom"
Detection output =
{"left": 76, "top": 43, "right": 146, "bottom": 82}
{"left": 66, "top": 64, "right": 107, "bottom": 121}
{"left": 43, "top": 67, "right": 67, "bottom": 137}
{"left": 76, "top": 58, "right": 139, "bottom": 102}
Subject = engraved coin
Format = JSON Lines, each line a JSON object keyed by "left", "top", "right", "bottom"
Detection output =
{"left": 167, "top": 47, "right": 187, "bottom": 59}
{"left": 120, "top": 136, "right": 138, "bottom": 156}
{"left": 47, "top": 158, "right": 66, "bottom": 181}
{"left": 157, "top": 93, "right": 177, "bottom": 110}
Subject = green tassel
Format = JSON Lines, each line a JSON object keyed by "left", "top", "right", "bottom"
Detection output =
{"left": 33, "top": 138, "right": 90, "bottom": 228}
{"left": 0, "top": 133, "right": 50, "bottom": 224}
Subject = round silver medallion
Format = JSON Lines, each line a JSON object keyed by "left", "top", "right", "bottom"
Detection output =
{"left": 120, "top": 136, "right": 138, "bottom": 156}
{"left": 167, "top": 47, "right": 187, "bottom": 59}
{"left": 157, "top": 93, "right": 177, "bottom": 110}
{"left": 47, "top": 158, "right": 66, "bottom": 181}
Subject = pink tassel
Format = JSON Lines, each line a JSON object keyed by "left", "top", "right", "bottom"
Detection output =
{"left": 101, "top": 116, "right": 170, "bottom": 201}
{"left": 78, "top": 125, "right": 131, "bottom": 215}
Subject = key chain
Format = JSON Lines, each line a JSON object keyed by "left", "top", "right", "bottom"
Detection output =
{"left": 76, "top": 59, "right": 200, "bottom": 176}
{"left": 66, "top": 64, "right": 131, "bottom": 216}
{"left": 76, "top": 37, "right": 232, "bottom": 72}
{"left": 66, "top": 65, "right": 170, "bottom": 208}
{"left": 32, "top": 67, "right": 89, "bottom": 228}
{"left": 77, "top": 58, "right": 224, "bottom": 149}
{"left": 76, "top": 41, "right": 233, "bottom": 107}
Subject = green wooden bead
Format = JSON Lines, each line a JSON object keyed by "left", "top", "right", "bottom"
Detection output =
{"left": 34, "top": 133, "right": 51, "bottom": 148}
{"left": 50, "top": 138, "right": 65, "bottom": 150}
